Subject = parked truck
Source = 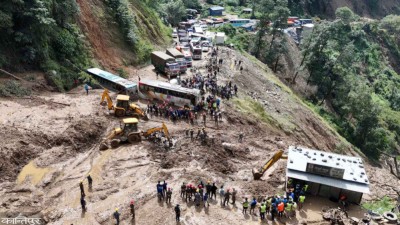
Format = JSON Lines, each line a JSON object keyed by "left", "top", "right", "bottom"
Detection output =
{"left": 151, "top": 51, "right": 180, "bottom": 77}
{"left": 215, "top": 32, "right": 225, "bottom": 45}
{"left": 166, "top": 48, "right": 187, "bottom": 73}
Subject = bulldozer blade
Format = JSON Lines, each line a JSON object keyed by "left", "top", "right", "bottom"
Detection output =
{"left": 252, "top": 168, "right": 262, "bottom": 180}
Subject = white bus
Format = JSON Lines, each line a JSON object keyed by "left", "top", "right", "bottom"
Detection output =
{"left": 138, "top": 79, "right": 201, "bottom": 107}
{"left": 193, "top": 26, "right": 204, "bottom": 34}
{"left": 190, "top": 42, "right": 202, "bottom": 60}
{"left": 86, "top": 68, "right": 137, "bottom": 97}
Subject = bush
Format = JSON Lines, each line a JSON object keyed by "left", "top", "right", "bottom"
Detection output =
{"left": 54, "top": 29, "right": 78, "bottom": 59}
{"left": 135, "top": 39, "right": 153, "bottom": 64}
{"left": 217, "top": 24, "right": 236, "bottom": 37}
{"left": 226, "top": 0, "right": 239, "bottom": 7}
{"left": 108, "top": 0, "right": 139, "bottom": 45}
{"left": 117, "top": 68, "right": 128, "bottom": 78}
{"left": 0, "top": 81, "right": 31, "bottom": 97}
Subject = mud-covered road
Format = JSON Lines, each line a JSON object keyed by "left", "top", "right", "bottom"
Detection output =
{"left": 0, "top": 48, "right": 398, "bottom": 225}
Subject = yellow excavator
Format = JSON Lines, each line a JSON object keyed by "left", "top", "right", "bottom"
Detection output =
{"left": 100, "top": 89, "right": 148, "bottom": 120}
{"left": 252, "top": 150, "right": 288, "bottom": 180}
{"left": 99, "top": 118, "right": 170, "bottom": 150}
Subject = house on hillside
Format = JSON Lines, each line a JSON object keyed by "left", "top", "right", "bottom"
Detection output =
{"left": 209, "top": 6, "right": 224, "bottom": 16}
{"left": 242, "top": 8, "right": 252, "bottom": 14}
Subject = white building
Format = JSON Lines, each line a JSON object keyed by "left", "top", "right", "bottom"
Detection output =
{"left": 286, "top": 146, "right": 370, "bottom": 204}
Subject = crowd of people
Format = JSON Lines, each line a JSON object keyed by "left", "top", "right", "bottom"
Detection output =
{"left": 152, "top": 179, "right": 309, "bottom": 222}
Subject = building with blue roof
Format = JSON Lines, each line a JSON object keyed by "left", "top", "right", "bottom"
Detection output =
{"left": 209, "top": 6, "right": 224, "bottom": 16}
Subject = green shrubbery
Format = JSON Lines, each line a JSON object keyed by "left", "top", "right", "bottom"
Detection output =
{"left": 0, "top": 0, "right": 89, "bottom": 92}
{"left": 0, "top": 81, "right": 31, "bottom": 97}
{"left": 300, "top": 8, "right": 400, "bottom": 159}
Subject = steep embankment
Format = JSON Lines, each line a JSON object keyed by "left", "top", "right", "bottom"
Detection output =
{"left": 289, "top": 0, "right": 400, "bottom": 18}
{"left": 77, "top": 0, "right": 134, "bottom": 70}
{"left": 77, "top": 0, "right": 171, "bottom": 72}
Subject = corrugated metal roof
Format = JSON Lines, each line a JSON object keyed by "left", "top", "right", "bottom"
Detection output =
{"left": 287, "top": 146, "right": 369, "bottom": 184}
{"left": 287, "top": 169, "right": 370, "bottom": 194}
{"left": 87, "top": 68, "right": 137, "bottom": 89}
{"left": 209, "top": 6, "right": 224, "bottom": 11}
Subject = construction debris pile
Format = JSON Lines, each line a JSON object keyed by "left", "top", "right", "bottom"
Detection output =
{"left": 322, "top": 207, "right": 399, "bottom": 225}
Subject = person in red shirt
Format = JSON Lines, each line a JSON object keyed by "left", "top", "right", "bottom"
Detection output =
{"left": 278, "top": 201, "right": 285, "bottom": 218}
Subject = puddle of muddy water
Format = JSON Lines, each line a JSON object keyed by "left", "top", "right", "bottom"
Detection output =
{"left": 17, "top": 161, "right": 51, "bottom": 185}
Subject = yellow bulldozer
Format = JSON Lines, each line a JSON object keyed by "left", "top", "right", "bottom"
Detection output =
{"left": 100, "top": 89, "right": 148, "bottom": 120}
{"left": 252, "top": 150, "right": 288, "bottom": 180}
{"left": 99, "top": 118, "right": 170, "bottom": 150}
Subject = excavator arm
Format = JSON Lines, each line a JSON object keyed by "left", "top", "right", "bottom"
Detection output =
{"left": 142, "top": 122, "right": 170, "bottom": 140}
{"left": 252, "top": 150, "right": 287, "bottom": 180}
{"left": 99, "top": 127, "right": 123, "bottom": 150}
{"left": 100, "top": 89, "right": 114, "bottom": 111}
{"left": 129, "top": 103, "right": 149, "bottom": 120}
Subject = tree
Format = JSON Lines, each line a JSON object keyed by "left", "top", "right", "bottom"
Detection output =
{"left": 239, "top": 0, "right": 247, "bottom": 6}
{"left": 182, "top": 0, "right": 201, "bottom": 10}
{"left": 162, "top": 0, "right": 186, "bottom": 27}
{"left": 380, "top": 15, "right": 400, "bottom": 33}
{"left": 217, "top": 24, "right": 236, "bottom": 38}
{"left": 335, "top": 7, "right": 356, "bottom": 24}
{"left": 52, "top": 0, "right": 79, "bottom": 27}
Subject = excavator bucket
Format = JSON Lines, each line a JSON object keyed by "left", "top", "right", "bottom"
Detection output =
{"left": 99, "top": 142, "right": 109, "bottom": 150}
{"left": 252, "top": 150, "right": 285, "bottom": 180}
{"left": 252, "top": 168, "right": 263, "bottom": 180}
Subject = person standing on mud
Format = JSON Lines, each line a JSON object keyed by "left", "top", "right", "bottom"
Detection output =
{"left": 163, "top": 180, "right": 168, "bottom": 198}
{"left": 231, "top": 188, "right": 237, "bottom": 205}
{"left": 130, "top": 200, "right": 135, "bottom": 219}
{"left": 238, "top": 132, "right": 244, "bottom": 143}
{"left": 204, "top": 192, "right": 210, "bottom": 207}
{"left": 166, "top": 188, "right": 172, "bottom": 204}
{"left": 223, "top": 189, "right": 231, "bottom": 206}
{"left": 181, "top": 182, "right": 186, "bottom": 198}
{"left": 84, "top": 83, "right": 90, "bottom": 95}
{"left": 79, "top": 180, "right": 85, "bottom": 197}
{"left": 87, "top": 174, "right": 92, "bottom": 189}
{"left": 243, "top": 198, "right": 249, "bottom": 214}
{"left": 175, "top": 204, "right": 181, "bottom": 222}
{"left": 219, "top": 186, "right": 225, "bottom": 204}
{"left": 202, "top": 113, "right": 207, "bottom": 127}
{"left": 250, "top": 197, "right": 257, "bottom": 215}
{"left": 196, "top": 127, "right": 201, "bottom": 139}
{"left": 190, "top": 129, "right": 194, "bottom": 140}
{"left": 206, "top": 182, "right": 212, "bottom": 198}
{"left": 113, "top": 208, "right": 120, "bottom": 225}
{"left": 80, "top": 196, "right": 86, "bottom": 212}
{"left": 195, "top": 190, "right": 201, "bottom": 207}
{"left": 234, "top": 84, "right": 238, "bottom": 96}
{"left": 260, "top": 203, "right": 266, "bottom": 220}
{"left": 214, "top": 113, "right": 219, "bottom": 128}
{"left": 157, "top": 181, "right": 164, "bottom": 200}
{"left": 211, "top": 183, "right": 217, "bottom": 199}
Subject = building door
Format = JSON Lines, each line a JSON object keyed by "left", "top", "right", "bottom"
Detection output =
{"left": 318, "top": 185, "right": 330, "bottom": 198}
